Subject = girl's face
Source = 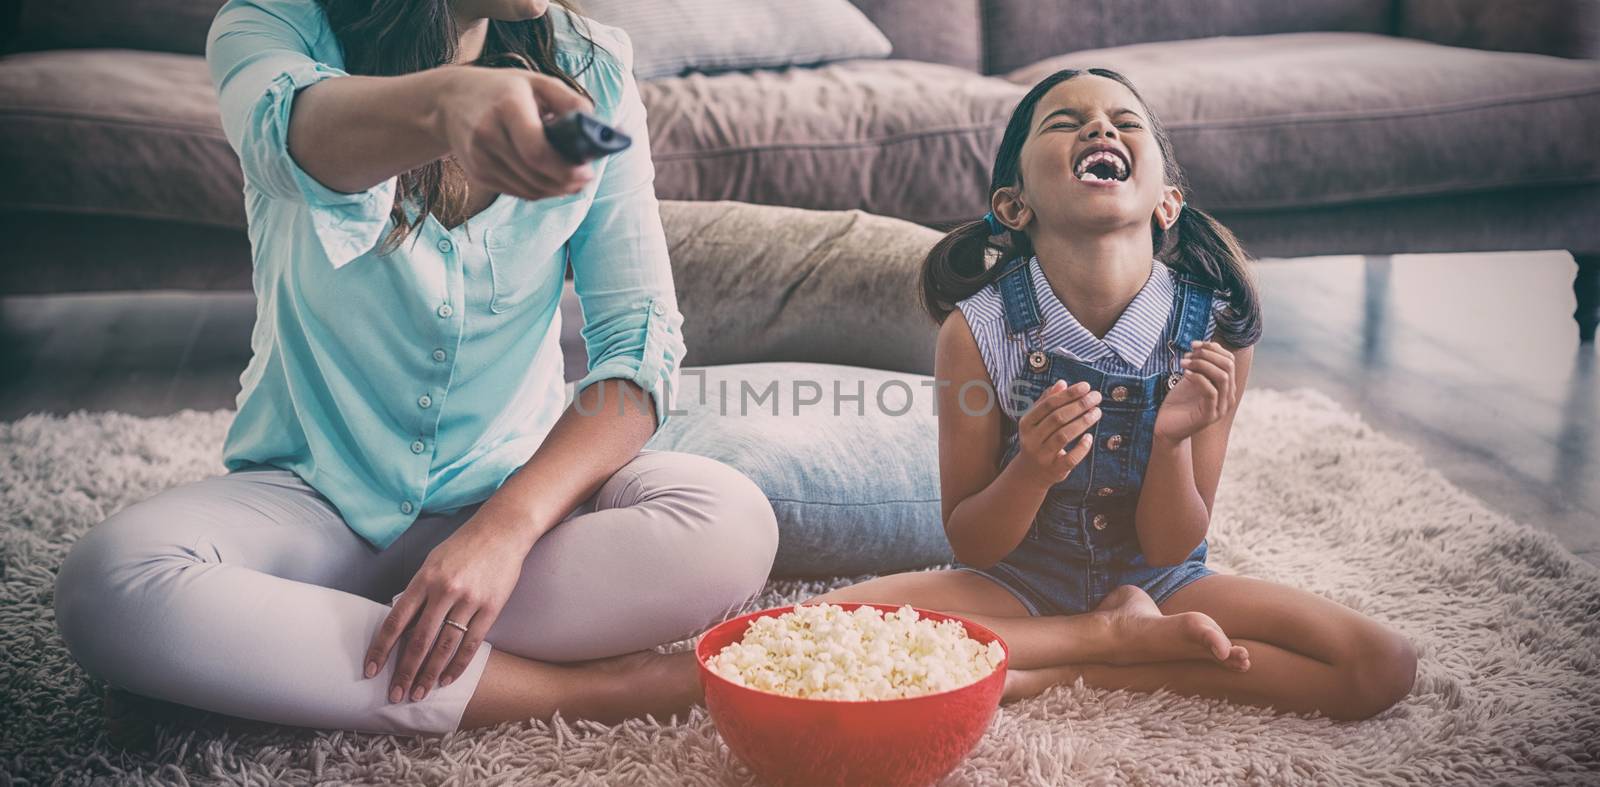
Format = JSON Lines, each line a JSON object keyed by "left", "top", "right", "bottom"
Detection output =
{"left": 450, "top": 0, "right": 550, "bottom": 22}
{"left": 1006, "top": 75, "right": 1180, "bottom": 235}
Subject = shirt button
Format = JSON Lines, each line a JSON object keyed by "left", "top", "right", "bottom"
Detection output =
{"left": 1092, "top": 514, "right": 1108, "bottom": 530}
{"left": 1104, "top": 434, "right": 1124, "bottom": 451}
{"left": 418, "top": 394, "right": 432, "bottom": 409}
{"left": 437, "top": 304, "right": 454, "bottom": 319}
{"left": 400, "top": 501, "right": 414, "bottom": 515}
{"left": 437, "top": 238, "right": 453, "bottom": 253}
{"left": 410, "top": 440, "right": 426, "bottom": 454}
{"left": 432, "top": 348, "right": 448, "bottom": 362}
{"left": 651, "top": 302, "right": 665, "bottom": 316}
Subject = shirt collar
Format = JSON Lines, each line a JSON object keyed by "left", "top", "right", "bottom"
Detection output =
{"left": 1028, "top": 257, "right": 1174, "bottom": 368}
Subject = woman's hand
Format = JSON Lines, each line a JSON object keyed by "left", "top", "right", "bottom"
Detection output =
{"left": 1154, "top": 340, "right": 1239, "bottom": 443}
{"left": 1010, "top": 379, "right": 1101, "bottom": 488}
{"left": 431, "top": 66, "right": 596, "bottom": 202}
{"left": 364, "top": 515, "right": 526, "bottom": 703}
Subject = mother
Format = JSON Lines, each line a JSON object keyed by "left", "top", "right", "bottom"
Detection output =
{"left": 52, "top": 0, "right": 778, "bottom": 735}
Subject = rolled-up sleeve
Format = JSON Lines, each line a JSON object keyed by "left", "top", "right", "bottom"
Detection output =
{"left": 567, "top": 32, "right": 686, "bottom": 427}
{"left": 205, "top": 0, "right": 394, "bottom": 267}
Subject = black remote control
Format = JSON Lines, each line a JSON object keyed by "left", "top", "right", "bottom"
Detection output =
{"left": 542, "top": 111, "right": 632, "bottom": 163}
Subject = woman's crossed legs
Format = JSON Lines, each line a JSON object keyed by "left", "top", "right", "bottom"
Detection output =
{"left": 54, "top": 451, "right": 778, "bottom": 736}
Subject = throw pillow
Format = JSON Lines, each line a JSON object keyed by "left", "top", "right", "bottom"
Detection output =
{"left": 578, "top": 0, "right": 893, "bottom": 79}
{"left": 647, "top": 362, "right": 953, "bottom": 578}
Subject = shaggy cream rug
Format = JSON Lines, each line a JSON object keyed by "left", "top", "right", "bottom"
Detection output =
{"left": 3, "top": 389, "right": 1598, "bottom": 784}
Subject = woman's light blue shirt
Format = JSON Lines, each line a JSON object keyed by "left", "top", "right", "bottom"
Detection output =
{"left": 205, "top": 0, "right": 685, "bottom": 550}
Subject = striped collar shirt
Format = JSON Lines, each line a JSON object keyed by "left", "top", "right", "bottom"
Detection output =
{"left": 957, "top": 257, "right": 1217, "bottom": 400}
{"left": 1025, "top": 256, "right": 1175, "bottom": 370}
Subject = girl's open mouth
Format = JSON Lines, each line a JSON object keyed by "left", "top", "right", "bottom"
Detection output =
{"left": 1073, "top": 146, "right": 1131, "bottom": 185}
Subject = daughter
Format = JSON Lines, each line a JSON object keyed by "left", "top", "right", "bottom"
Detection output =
{"left": 810, "top": 68, "right": 1417, "bottom": 720}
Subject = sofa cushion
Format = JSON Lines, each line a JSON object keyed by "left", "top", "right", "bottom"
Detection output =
{"left": 12, "top": 31, "right": 1599, "bottom": 245}
{"left": 559, "top": 200, "right": 940, "bottom": 377}
{"left": 658, "top": 200, "right": 940, "bottom": 375}
{"left": 1399, "top": 0, "right": 1600, "bottom": 60}
{"left": 0, "top": 50, "right": 1014, "bottom": 231}
{"left": 848, "top": 0, "right": 984, "bottom": 72}
{"left": 1008, "top": 33, "right": 1600, "bottom": 212}
{"left": 9, "top": 0, "right": 224, "bottom": 55}
{"left": 981, "top": 0, "right": 1395, "bottom": 75}
{"left": 0, "top": 49, "right": 244, "bottom": 229}
{"left": 643, "top": 59, "right": 1026, "bottom": 226}
{"left": 647, "top": 362, "right": 951, "bottom": 578}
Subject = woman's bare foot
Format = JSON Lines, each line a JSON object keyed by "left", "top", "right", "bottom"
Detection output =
{"left": 1095, "top": 585, "right": 1250, "bottom": 671}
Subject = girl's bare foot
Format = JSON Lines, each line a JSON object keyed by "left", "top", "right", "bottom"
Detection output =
{"left": 1095, "top": 585, "right": 1250, "bottom": 671}
{"left": 1002, "top": 667, "right": 1065, "bottom": 703}
{"left": 574, "top": 648, "right": 704, "bottom": 722}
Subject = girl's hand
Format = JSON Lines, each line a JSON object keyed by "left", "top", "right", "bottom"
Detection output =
{"left": 433, "top": 66, "right": 596, "bottom": 202}
{"left": 1155, "top": 340, "right": 1239, "bottom": 443}
{"left": 1011, "top": 380, "right": 1101, "bottom": 488}
{"left": 364, "top": 515, "right": 526, "bottom": 703}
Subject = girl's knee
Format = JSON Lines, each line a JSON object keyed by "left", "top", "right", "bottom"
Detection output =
{"left": 1340, "top": 628, "right": 1417, "bottom": 720}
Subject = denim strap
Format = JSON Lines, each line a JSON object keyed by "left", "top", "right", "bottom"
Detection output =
{"left": 996, "top": 257, "right": 1042, "bottom": 336}
{"left": 1164, "top": 276, "right": 1218, "bottom": 369}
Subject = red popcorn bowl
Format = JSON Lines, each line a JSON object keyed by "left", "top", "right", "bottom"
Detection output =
{"left": 695, "top": 602, "right": 1009, "bottom": 787}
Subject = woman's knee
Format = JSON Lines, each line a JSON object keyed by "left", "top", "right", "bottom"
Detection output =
{"left": 618, "top": 450, "right": 779, "bottom": 589}
{"left": 54, "top": 505, "right": 193, "bottom": 684}
{"left": 490, "top": 452, "right": 780, "bottom": 662}
{"left": 498, "top": 452, "right": 778, "bottom": 660}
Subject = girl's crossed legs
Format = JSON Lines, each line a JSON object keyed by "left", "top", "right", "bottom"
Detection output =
{"left": 809, "top": 569, "right": 1415, "bottom": 720}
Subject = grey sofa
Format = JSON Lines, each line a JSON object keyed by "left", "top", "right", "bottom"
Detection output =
{"left": 3, "top": 0, "right": 1599, "bottom": 339}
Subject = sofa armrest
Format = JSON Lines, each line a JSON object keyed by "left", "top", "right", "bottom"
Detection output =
{"left": 1400, "top": 0, "right": 1600, "bottom": 59}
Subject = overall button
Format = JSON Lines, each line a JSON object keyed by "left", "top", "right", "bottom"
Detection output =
{"left": 1096, "top": 487, "right": 1115, "bottom": 497}
{"left": 432, "top": 348, "right": 448, "bottom": 362}
{"left": 417, "top": 394, "right": 432, "bottom": 409}
{"left": 400, "top": 501, "right": 414, "bottom": 515}
{"left": 1027, "top": 351, "right": 1048, "bottom": 372}
{"left": 437, "top": 304, "right": 454, "bottom": 319}
{"left": 410, "top": 440, "right": 426, "bottom": 454}
{"left": 1104, "top": 434, "right": 1124, "bottom": 451}
{"left": 436, "top": 238, "right": 453, "bottom": 253}
{"left": 1092, "top": 514, "right": 1108, "bottom": 530}
{"left": 1110, "top": 385, "right": 1129, "bottom": 402}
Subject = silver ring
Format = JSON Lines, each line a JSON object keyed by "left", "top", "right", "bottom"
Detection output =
{"left": 442, "top": 618, "right": 469, "bottom": 634}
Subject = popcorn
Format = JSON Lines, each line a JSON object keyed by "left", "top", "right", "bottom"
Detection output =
{"left": 705, "top": 603, "right": 1007, "bottom": 700}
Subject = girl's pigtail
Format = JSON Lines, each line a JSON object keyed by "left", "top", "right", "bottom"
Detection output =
{"left": 922, "top": 220, "right": 1007, "bottom": 323}
{"left": 1164, "top": 205, "right": 1263, "bottom": 348}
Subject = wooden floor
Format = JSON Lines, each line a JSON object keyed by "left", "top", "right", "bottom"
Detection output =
{"left": 2, "top": 251, "right": 1596, "bottom": 565}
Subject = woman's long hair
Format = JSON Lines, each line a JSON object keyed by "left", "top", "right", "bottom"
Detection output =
{"left": 315, "top": 0, "right": 600, "bottom": 253}
{"left": 921, "top": 68, "right": 1262, "bottom": 348}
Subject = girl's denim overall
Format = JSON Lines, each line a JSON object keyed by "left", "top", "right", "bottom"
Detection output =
{"left": 954, "top": 257, "right": 1218, "bottom": 616}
